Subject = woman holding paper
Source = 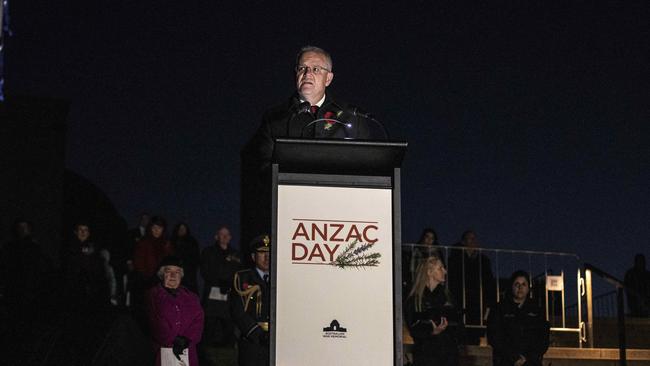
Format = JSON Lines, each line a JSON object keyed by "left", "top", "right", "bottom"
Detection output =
{"left": 404, "top": 255, "right": 461, "bottom": 366}
{"left": 147, "top": 256, "right": 204, "bottom": 366}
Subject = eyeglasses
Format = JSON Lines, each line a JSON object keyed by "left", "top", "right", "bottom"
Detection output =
{"left": 295, "top": 65, "right": 331, "bottom": 75}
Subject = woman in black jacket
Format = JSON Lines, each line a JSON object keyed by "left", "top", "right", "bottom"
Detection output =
{"left": 487, "top": 270, "right": 550, "bottom": 366}
{"left": 404, "top": 255, "right": 461, "bottom": 366}
{"left": 170, "top": 222, "right": 201, "bottom": 293}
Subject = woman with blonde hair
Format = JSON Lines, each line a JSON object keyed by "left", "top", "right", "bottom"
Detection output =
{"left": 404, "top": 255, "right": 461, "bottom": 366}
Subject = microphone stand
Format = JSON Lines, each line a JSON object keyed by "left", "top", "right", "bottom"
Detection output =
{"left": 300, "top": 118, "right": 354, "bottom": 139}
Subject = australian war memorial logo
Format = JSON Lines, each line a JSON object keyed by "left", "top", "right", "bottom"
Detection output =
{"left": 322, "top": 319, "right": 348, "bottom": 338}
{"left": 290, "top": 219, "right": 382, "bottom": 269}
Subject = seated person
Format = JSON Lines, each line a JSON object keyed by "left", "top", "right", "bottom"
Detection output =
{"left": 487, "top": 270, "right": 550, "bottom": 366}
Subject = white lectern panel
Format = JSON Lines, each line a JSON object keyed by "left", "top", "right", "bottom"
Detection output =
{"left": 275, "top": 184, "right": 393, "bottom": 366}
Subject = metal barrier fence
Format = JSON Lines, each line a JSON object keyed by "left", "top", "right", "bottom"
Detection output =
{"left": 567, "top": 289, "right": 618, "bottom": 319}
{"left": 402, "top": 244, "right": 586, "bottom": 346}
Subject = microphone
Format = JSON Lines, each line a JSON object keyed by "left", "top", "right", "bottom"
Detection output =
{"left": 346, "top": 104, "right": 372, "bottom": 119}
{"left": 285, "top": 101, "right": 314, "bottom": 136}
{"left": 300, "top": 118, "right": 353, "bottom": 139}
{"left": 297, "top": 101, "right": 311, "bottom": 115}
{"left": 332, "top": 103, "right": 390, "bottom": 139}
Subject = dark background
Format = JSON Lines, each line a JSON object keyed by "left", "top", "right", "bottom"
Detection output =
{"left": 5, "top": 1, "right": 648, "bottom": 279}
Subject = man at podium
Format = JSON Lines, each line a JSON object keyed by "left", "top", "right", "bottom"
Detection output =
{"left": 241, "top": 45, "right": 378, "bottom": 252}
{"left": 253, "top": 45, "right": 374, "bottom": 167}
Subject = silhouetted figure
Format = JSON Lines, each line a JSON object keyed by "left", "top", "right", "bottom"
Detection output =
{"left": 200, "top": 226, "right": 241, "bottom": 366}
{"left": 171, "top": 222, "right": 200, "bottom": 293}
{"left": 132, "top": 216, "right": 174, "bottom": 331}
{"left": 62, "top": 223, "right": 116, "bottom": 309}
{"left": 128, "top": 213, "right": 151, "bottom": 246}
{"left": 133, "top": 216, "right": 174, "bottom": 286}
{"left": 403, "top": 228, "right": 442, "bottom": 300}
{"left": 124, "top": 213, "right": 151, "bottom": 272}
{"left": 624, "top": 254, "right": 650, "bottom": 317}
{"left": 488, "top": 270, "right": 550, "bottom": 366}
{"left": 1, "top": 219, "right": 49, "bottom": 321}
{"left": 447, "top": 230, "right": 496, "bottom": 344}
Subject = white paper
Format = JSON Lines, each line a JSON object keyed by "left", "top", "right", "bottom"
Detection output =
{"left": 161, "top": 347, "right": 189, "bottom": 366}
{"left": 208, "top": 286, "right": 228, "bottom": 301}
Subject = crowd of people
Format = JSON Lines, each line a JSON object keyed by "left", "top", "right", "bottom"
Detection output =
{"left": 2, "top": 216, "right": 649, "bottom": 366}
{"left": 402, "top": 229, "right": 550, "bottom": 366}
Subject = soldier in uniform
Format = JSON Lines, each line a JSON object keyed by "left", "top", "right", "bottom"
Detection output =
{"left": 229, "top": 234, "right": 271, "bottom": 366}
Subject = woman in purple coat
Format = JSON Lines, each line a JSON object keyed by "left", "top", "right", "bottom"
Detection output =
{"left": 147, "top": 256, "right": 204, "bottom": 366}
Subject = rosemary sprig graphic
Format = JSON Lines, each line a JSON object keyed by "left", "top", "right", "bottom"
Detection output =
{"left": 331, "top": 239, "right": 382, "bottom": 269}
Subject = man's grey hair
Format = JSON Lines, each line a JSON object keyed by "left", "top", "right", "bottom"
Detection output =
{"left": 157, "top": 265, "right": 184, "bottom": 280}
{"left": 295, "top": 45, "right": 333, "bottom": 70}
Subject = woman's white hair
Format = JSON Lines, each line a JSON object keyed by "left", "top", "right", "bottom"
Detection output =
{"left": 157, "top": 265, "right": 184, "bottom": 280}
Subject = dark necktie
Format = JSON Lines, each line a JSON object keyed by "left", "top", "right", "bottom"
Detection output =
{"left": 310, "top": 105, "right": 319, "bottom": 116}
{"left": 263, "top": 274, "right": 269, "bottom": 283}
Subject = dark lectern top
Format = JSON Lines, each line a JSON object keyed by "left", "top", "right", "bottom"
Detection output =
{"left": 271, "top": 138, "right": 407, "bottom": 176}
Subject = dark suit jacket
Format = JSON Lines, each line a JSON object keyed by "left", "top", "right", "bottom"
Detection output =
{"left": 240, "top": 94, "right": 374, "bottom": 249}
{"left": 253, "top": 93, "right": 371, "bottom": 171}
{"left": 487, "top": 297, "right": 550, "bottom": 366}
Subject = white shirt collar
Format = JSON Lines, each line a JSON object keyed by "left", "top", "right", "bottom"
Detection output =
{"left": 300, "top": 94, "right": 326, "bottom": 107}
{"left": 256, "top": 267, "right": 269, "bottom": 280}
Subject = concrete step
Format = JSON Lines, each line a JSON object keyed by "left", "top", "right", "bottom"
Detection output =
{"left": 455, "top": 346, "right": 650, "bottom": 366}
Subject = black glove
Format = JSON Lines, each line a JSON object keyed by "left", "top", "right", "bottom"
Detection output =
{"left": 172, "top": 336, "right": 190, "bottom": 360}
{"left": 260, "top": 329, "right": 270, "bottom": 346}
{"left": 246, "top": 326, "right": 265, "bottom": 344}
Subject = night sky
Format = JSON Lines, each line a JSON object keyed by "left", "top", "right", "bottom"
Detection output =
{"left": 6, "top": 1, "right": 649, "bottom": 280}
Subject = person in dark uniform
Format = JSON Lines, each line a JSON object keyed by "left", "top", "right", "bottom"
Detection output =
{"left": 229, "top": 234, "right": 271, "bottom": 366}
{"left": 487, "top": 270, "right": 550, "bottom": 366}
{"left": 447, "top": 230, "right": 496, "bottom": 344}
{"left": 404, "top": 255, "right": 461, "bottom": 366}
{"left": 200, "top": 225, "right": 241, "bottom": 366}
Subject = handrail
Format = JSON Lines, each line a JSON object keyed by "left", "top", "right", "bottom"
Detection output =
{"left": 402, "top": 243, "right": 581, "bottom": 259}
{"left": 584, "top": 263, "right": 624, "bottom": 288}
{"left": 583, "top": 262, "right": 627, "bottom": 365}
{"left": 566, "top": 290, "right": 617, "bottom": 318}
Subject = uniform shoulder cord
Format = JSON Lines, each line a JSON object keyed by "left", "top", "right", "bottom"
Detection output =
{"left": 233, "top": 272, "right": 263, "bottom": 317}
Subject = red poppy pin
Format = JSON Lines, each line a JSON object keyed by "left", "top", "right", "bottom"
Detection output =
{"left": 323, "top": 111, "right": 336, "bottom": 130}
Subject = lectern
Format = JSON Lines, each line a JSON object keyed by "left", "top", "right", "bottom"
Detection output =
{"left": 270, "top": 138, "right": 407, "bottom": 366}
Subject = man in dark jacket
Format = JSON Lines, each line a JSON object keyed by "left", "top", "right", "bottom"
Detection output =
{"left": 487, "top": 270, "right": 550, "bottom": 366}
{"left": 624, "top": 253, "right": 650, "bottom": 317}
{"left": 241, "top": 45, "right": 376, "bottom": 248}
{"left": 447, "top": 230, "right": 496, "bottom": 344}
{"left": 62, "top": 223, "right": 116, "bottom": 309}
{"left": 253, "top": 45, "right": 374, "bottom": 169}
{"left": 229, "top": 235, "right": 271, "bottom": 366}
{"left": 200, "top": 225, "right": 241, "bottom": 365}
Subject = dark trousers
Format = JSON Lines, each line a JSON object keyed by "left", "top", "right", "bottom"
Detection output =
{"left": 237, "top": 339, "right": 269, "bottom": 366}
{"left": 413, "top": 341, "right": 459, "bottom": 366}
